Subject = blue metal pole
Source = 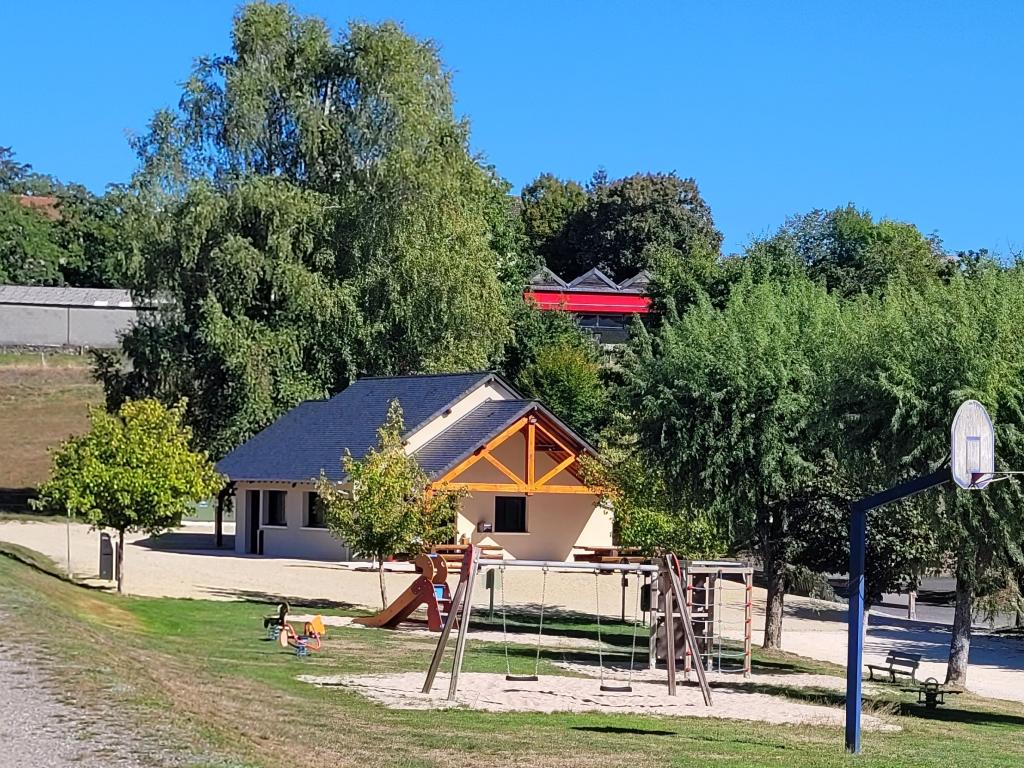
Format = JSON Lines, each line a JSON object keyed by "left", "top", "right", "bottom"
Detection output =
{"left": 843, "top": 468, "right": 949, "bottom": 754}
{"left": 845, "top": 502, "right": 866, "bottom": 753}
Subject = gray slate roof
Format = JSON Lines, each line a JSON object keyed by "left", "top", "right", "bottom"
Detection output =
{"left": 526, "top": 268, "right": 651, "bottom": 295}
{"left": 412, "top": 399, "right": 533, "bottom": 478}
{"left": 0, "top": 285, "right": 146, "bottom": 308}
{"left": 217, "top": 372, "right": 504, "bottom": 482}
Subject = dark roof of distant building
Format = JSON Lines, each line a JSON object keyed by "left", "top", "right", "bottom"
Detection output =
{"left": 526, "top": 267, "right": 652, "bottom": 295}
{"left": 215, "top": 372, "right": 594, "bottom": 484}
{"left": 0, "top": 285, "right": 148, "bottom": 308}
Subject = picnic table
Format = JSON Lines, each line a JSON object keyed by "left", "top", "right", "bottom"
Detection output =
{"left": 573, "top": 545, "right": 648, "bottom": 564}
{"left": 430, "top": 543, "right": 504, "bottom": 563}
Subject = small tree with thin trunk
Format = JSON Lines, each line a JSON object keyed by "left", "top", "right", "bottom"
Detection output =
{"left": 316, "top": 400, "right": 460, "bottom": 608}
{"left": 35, "top": 399, "right": 222, "bottom": 593}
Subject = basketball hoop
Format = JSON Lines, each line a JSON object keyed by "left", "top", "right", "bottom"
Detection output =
{"left": 951, "top": 400, "right": 995, "bottom": 490}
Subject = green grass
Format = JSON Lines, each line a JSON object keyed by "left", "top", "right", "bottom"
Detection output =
{"left": 1, "top": 547, "right": 1022, "bottom": 768}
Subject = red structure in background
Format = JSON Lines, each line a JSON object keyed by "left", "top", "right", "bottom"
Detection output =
{"left": 523, "top": 267, "right": 652, "bottom": 344}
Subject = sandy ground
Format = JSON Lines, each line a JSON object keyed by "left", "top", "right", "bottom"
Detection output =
{"left": 298, "top": 670, "right": 899, "bottom": 731}
{"left": 3, "top": 519, "right": 1023, "bottom": 705}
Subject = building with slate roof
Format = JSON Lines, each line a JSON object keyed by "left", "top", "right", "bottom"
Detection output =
{"left": 217, "top": 372, "right": 611, "bottom": 561}
{"left": 523, "top": 267, "right": 652, "bottom": 344}
{"left": 0, "top": 284, "right": 156, "bottom": 348}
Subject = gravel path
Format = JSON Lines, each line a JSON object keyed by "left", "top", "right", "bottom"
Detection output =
{"left": 0, "top": 643, "right": 184, "bottom": 768}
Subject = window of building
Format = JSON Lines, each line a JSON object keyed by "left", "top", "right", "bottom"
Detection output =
{"left": 305, "top": 492, "right": 326, "bottom": 528}
{"left": 266, "top": 491, "right": 287, "bottom": 526}
{"left": 494, "top": 496, "right": 527, "bottom": 533}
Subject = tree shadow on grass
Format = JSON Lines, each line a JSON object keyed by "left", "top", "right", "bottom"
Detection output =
{"left": 894, "top": 701, "right": 1024, "bottom": 727}
{"left": 198, "top": 586, "right": 359, "bottom": 611}
{"left": 572, "top": 725, "right": 675, "bottom": 736}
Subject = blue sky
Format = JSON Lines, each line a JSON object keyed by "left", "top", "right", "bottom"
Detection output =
{"left": 3, "top": 1, "right": 1022, "bottom": 254}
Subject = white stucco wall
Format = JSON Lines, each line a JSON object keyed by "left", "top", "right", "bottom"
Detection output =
{"left": 234, "top": 482, "right": 350, "bottom": 560}
{"left": 451, "top": 430, "right": 612, "bottom": 560}
{"left": 456, "top": 491, "right": 612, "bottom": 561}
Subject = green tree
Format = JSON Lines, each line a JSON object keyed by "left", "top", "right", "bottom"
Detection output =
{"left": 582, "top": 452, "right": 723, "bottom": 558}
{"left": 500, "top": 302, "right": 610, "bottom": 439}
{"left": 35, "top": 399, "right": 222, "bottom": 593}
{"left": 564, "top": 172, "right": 722, "bottom": 283}
{"left": 774, "top": 205, "right": 953, "bottom": 297}
{"left": 520, "top": 173, "right": 587, "bottom": 278}
{"left": 105, "top": 3, "right": 517, "bottom": 453}
{"left": 0, "top": 194, "right": 65, "bottom": 284}
{"left": 315, "top": 401, "right": 460, "bottom": 607}
{"left": 0, "top": 147, "right": 33, "bottom": 191}
{"left": 834, "top": 271, "right": 1024, "bottom": 685}
{"left": 624, "top": 272, "right": 844, "bottom": 648}
{"left": 516, "top": 342, "right": 608, "bottom": 440}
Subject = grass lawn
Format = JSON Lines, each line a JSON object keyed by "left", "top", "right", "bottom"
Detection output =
{"left": 0, "top": 351, "right": 102, "bottom": 491}
{"left": 1, "top": 546, "right": 1023, "bottom": 767}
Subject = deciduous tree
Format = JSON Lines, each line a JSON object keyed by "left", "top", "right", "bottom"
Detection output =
{"left": 35, "top": 399, "right": 222, "bottom": 593}
{"left": 315, "top": 401, "right": 460, "bottom": 607}
{"left": 834, "top": 271, "right": 1024, "bottom": 685}
{"left": 624, "top": 273, "right": 844, "bottom": 648}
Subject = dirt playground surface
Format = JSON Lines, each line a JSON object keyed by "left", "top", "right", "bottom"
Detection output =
{"left": 297, "top": 669, "right": 900, "bottom": 731}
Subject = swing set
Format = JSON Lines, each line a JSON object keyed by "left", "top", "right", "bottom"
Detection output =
{"left": 423, "top": 545, "right": 713, "bottom": 705}
{"left": 497, "top": 563, "right": 645, "bottom": 692}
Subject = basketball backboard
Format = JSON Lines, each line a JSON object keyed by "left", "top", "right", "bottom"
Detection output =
{"left": 951, "top": 399, "right": 995, "bottom": 489}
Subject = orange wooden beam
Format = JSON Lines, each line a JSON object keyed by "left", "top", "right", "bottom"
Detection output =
{"left": 535, "top": 453, "right": 578, "bottom": 487}
{"left": 434, "top": 417, "right": 529, "bottom": 485}
{"left": 534, "top": 419, "right": 576, "bottom": 456}
{"left": 445, "top": 482, "right": 596, "bottom": 495}
{"left": 483, "top": 452, "right": 525, "bottom": 485}
{"left": 527, "top": 419, "right": 536, "bottom": 486}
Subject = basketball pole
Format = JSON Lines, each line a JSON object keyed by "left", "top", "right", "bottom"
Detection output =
{"left": 844, "top": 467, "right": 949, "bottom": 754}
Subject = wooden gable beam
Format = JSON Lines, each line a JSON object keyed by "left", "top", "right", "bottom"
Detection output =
{"left": 433, "top": 416, "right": 529, "bottom": 486}
{"left": 535, "top": 453, "right": 579, "bottom": 487}
{"left": 483, "top": 452, "right": 525, "bottom": 485}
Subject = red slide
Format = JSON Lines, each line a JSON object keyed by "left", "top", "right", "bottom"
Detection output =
{"left": 354, "top": 554, "right": 452, "bottom": 631}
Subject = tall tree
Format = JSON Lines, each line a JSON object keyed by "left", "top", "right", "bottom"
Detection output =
{"left": 0, "top": 146, "right": 33, "bottom": 191}
{"left": 772, "top": 205, "right": 953, "bottom": 297}
{"left": 835, "top": 271, "right": 1024, "bottom": 685}
{"left": 500, "top": 303, "right": 609, "bottom": 439}
{"left": 0, "top": 194, "right": 65, "bottom": 285}
{"left": 565, "top": 172, "right": 721, "bottom": 283}
{"left": 105, "top": 3, "right": 517, "bottom": 453}
{"left": 624, "top": 272, "right": 844, "bottom": 648}
{"left": 520, "top": 173, "right": 587, "bottom": 278}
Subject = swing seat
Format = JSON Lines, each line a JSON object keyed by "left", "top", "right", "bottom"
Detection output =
{"left": 505, "top": 674, "right": 539, "bottom": 682}
{"left": 600, "top": 684, "right": 633, "bottom": 693}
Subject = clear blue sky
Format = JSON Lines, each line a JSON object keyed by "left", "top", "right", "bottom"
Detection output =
{"left": 3, "top": 1, "right": 1022, "bottom": 255}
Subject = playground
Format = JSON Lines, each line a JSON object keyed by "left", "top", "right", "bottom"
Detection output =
{"left": 3, "top": 516, "right": 1024, "bottom": 710}
{"left": 3, "top": 543, "right": 1024, "bottom": 768}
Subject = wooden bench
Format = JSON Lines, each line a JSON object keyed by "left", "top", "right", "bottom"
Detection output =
{"left": 866, "top": 651, "right": 922, "bottom": 683}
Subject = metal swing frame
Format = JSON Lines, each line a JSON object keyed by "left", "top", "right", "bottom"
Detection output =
{"left": 422, "top": 546, "right": 712, "bottom": 707}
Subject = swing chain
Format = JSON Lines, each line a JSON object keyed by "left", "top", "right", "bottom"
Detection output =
{"left": 534, "top": 567, "right": 548, "bottom": 676}
{"left": 500, "top": 564, "right": 512, "bottom": 678}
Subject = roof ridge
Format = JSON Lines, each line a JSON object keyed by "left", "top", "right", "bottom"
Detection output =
{"left": 356, "top": 371, "right": 495, "bottom": 382}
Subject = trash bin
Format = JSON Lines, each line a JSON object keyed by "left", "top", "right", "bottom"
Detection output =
{"left": 99, "top": 533, "right": 114, "bottom": 580}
